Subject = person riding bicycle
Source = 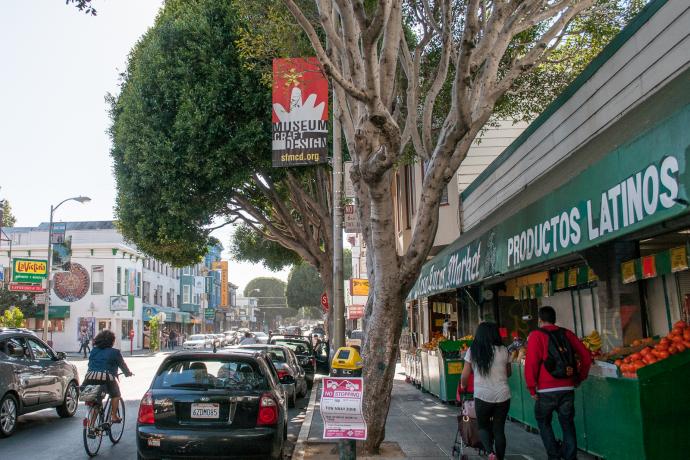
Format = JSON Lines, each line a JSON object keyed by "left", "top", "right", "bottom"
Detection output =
{"left": 82, "top": 330, "right": 133, "bottom": 423}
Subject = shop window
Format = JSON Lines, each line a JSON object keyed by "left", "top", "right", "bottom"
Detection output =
{"left": 92, "top": 265, "right": 104, "bottom": 295}
{"left": 35, "top": 319, "right": 65, "bottom": 333}
{"left": 183, "top": 285, "right": 191, "bottom": 304}
{"left": 121, "top": 319, "right": 134, "bottom": 340}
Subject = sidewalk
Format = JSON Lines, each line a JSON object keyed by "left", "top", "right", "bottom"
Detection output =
{"left": 296, "top": 365, "right": 596, "bottom": 460}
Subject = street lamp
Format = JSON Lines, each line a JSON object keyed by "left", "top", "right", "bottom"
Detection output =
{"left": 43, "top": 196, "right": 91, "bottom": 342}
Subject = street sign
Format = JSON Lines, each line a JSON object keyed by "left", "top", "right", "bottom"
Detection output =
{"left": 344, "top": 205, "right": 361, "bottom": 233}
{"left": 321, "top": 292, "right": 329, "bottom": 311}
{"left": 9, "top": 283, "right": 44, "bottom": 293}
{"left": 34, "top": 293, "right": 47, "bottom": 304}
{"left": 110, "top": 295, "right": 129, "bottom": 311}
{"left": 204, "top": 308, "right": 216, "bottom": 319}
{"left": 12, "top": 258, "right": 48, "bottom": 283}
{"left": 320, "top": 377, "right": 367, "bottom": 440}
{"left": 350, "top": 278, "right": 369, "bottom": 296}
{"left": 50, "top": 222, "right": 67, "bottom": 244}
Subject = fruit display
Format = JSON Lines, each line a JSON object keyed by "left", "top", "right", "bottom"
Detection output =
{"left": 421, "top": 332, "right": 446, "bottom": 350}
{"left": 582, "top": 330, "right": 602, "bottom": 352}
{"left": 615, "top": 321, "right": 690, "bottom": 378}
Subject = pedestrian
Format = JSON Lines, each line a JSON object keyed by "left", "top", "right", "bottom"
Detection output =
{"left": 460, "top": 322, "right": 511, "bottom": 460}
{"left": 78, "top": 331, "right": 91, "bottom": 358}
{"left": 162, "top": 329, "right": 169, "bottom": 350}
{"left": 525, "top": 306, "right": 592, "bottom": 460}
{"left": 169, "top": 329, "right": 177, "bottom": 350}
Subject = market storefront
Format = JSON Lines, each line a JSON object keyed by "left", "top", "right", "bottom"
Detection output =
{"left": 142, "top": 305, "right": 189, "bottom": 348}
{"left": 403, "top": 0, "right": 690, "bottom": 456}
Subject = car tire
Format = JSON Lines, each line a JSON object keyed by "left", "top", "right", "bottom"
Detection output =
{"left": 56, "top": 381, "right": 79, "bottom": 418}
{"left": 0, "top": 393, "right": 19, "bottom": 438}
{"left": 297, "top": 382, "right": 306, "bottom": 399}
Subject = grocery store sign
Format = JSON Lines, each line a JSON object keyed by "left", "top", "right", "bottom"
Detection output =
{"left": 12, "top": 258, "right": 48, "bottom": 283}
{"left": 409, "top": 104, "right": 690, "bottom": 300}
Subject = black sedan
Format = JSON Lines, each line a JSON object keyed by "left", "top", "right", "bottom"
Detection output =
{"left": 136, "top": 350, "right": 288, "bottom": 460}
{"left": 269, "top": 335, "right": 316, "bottom": 388}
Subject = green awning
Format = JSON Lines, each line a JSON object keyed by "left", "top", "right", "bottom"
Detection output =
{"left": 29, "top": 305, "right": 70, "bottom": 319}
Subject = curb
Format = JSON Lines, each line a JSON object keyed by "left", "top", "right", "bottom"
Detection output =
{"left": 292, "top": 376, "right": 321, "bottom": 460}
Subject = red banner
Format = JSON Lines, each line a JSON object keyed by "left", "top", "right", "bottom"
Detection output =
{"left": 272, "top": 58, "right": 328, "bottom": 167}
{"left": 9, "top": 283, "right": 44, "bottom": 293}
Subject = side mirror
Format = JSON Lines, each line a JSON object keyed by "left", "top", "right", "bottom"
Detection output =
{"left": 55, "top": 352, "right": 66, "bottom": 361}
{"left": 280, "top": 375, "right": 295, "bottom": 385}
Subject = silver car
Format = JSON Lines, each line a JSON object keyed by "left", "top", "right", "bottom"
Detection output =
{"left": 0, "top": 328, "right": 80, "bottom": 437}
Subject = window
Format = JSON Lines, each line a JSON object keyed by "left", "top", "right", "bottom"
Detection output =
{"left": 35, "top": 319, "right": 65, "bottom": 332}
{"left": 183, "top": 285, "right": 191, "bottom": 304}
{"left": 396, "top": 173, "right": 403, "bottom": 232}
{"left": 143, "top": 281, "right": 151, "bottom": 303}
{"left": 121, "top": 319, "right": 133, "bottom": 340}
{"left": 92, "top": 265, "right": 104, "bottom": 295}
{"left": 116, "top": 267, "right": 122, "bottom": 294}
{"left": 422, "top": 160, "right": 449, "bottom": 205}
{"left": 166, "top": 290, "right": 172, "bottom": 307}
{"left": 0, "top": 337, "right": 30, "bottom": 360}
{"left": 405, "top": 164, "right": 415, "bottom": 228}
{"left": 27, "top": 339, "right": 53, "bottom": 361}
{"left": 136, "top": 272, "right": 141, "bottom": 297}
{"left": 157, "top": 285, "right": 163, "bottom": 305}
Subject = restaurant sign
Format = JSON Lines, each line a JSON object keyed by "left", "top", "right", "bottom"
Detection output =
{"left": 409, "top": 105, "right": 690, "bottom": 299}
{"left": 12, "top": 258, "right": 48, "bottom": 283}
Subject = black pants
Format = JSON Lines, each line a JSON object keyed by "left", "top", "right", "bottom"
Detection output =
{"left": 79, "top": 343, "right": 90, "bottom": 357}
{"left": 474, "top": 398, "right": 510, "bottom": 460}
{"left": 534, "top": 390, "right": 576, "bottom": 460}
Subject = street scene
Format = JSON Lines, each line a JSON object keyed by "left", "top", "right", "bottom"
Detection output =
{"left": 2, "top": 0, "right": 690, "bottom": 459}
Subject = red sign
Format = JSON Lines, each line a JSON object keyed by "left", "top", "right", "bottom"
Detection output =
{"left": 347, "top": 304, "right": 364, "bottom": 320}
{"left": 321, "top": 377, "right": 367, "bottom": 440}
{"left": 272, "top": 57, "right": 329, "bottom": 167}
{"left": 9, "top": 283, "right": 45, "bottom": 293}
{"left": 321, "top": 292, "right": 329, "bottom": 311}
{"left": 641, "top": 255, "right": 657, "bottom": 279}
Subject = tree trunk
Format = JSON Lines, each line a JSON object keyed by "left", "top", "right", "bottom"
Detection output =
{"left": 362, "top": 287, "right": 405, "bottom": 453}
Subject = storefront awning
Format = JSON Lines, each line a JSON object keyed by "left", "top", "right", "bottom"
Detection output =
{"left": 142, "top": 305, "right": 184, "bottom": 323}
{"left": 408, "top": 106, "right": 690, "bottom": 301}
{"left": 28, "top": 305, "right": 70, "bottom": 319}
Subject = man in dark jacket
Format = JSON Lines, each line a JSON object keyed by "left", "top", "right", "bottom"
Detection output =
{"left": 525, "top": 306, "right": 592, "bottom": 460}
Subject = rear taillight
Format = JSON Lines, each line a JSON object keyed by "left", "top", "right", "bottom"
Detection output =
{"left": 276, "top": 369, "right": 289, "bottom": 380}
{"left": 257, "top": 393, "right": 278, "bottom": 426}
{"left": 137, "top": 390, "right": 155, "bottom": 425}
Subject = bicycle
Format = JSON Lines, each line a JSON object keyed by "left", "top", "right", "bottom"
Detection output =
{"left": 80, "top": 373, "right": 130, "bottom": 457}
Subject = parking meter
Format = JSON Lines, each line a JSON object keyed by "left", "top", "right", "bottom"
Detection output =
{"left": 330, "top": 346, "right": 363, "bottom": 377}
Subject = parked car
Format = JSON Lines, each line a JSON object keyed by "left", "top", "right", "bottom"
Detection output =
{"left": 346, "top": 329, "right": 364, "bottom": 349}
{"left": 0, "top": 328, "right": 80, "bottom": 437}
{"left": 223, "top": 331, "right": 238, "bottom": 346}
{"left": 213, "top": 334, "right": 226, "bottom": 347}
{"left": 253, "top": 332, "right": 269, "bottom": 344}
{"left": 136, "top": 349, "right": 288, "bottom": 459}
{"left": 269, "top": 335, "right": 316, "bottom": 389}
{"left": 183, "top": 334, "right": 212, "bottom": 350}
{"left": 238, "top": 344, "right": 308, "bottom": 407}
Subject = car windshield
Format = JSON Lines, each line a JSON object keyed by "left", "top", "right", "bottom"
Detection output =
{"left": 254, "top": 332, "right": 267, "bottom": 337}
{"left": 153, "top": 357, "right": 268, "bottom": 391}
{"left": 188, "top": 335, "right": 205, "bottom": 341}
{"left": 273, "top": 339, "right": 312, "bottom": 355}
{"left": 243, "top": 347, "right": 287, "bottom": 363}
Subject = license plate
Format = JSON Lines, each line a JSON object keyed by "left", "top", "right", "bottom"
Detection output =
{"left": 191, "top": 403, "right": 219, "bottom": 419}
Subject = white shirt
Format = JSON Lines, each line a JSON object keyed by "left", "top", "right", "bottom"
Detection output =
{"left": 464, "top": 346, "right": 511, "bottom": 403}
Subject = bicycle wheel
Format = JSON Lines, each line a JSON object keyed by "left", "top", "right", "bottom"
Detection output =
{"left": 106, "top": 398, "right": 126, "bottom": 444}
{"left": 83, "top": 404, "right": 103, "bottom": 457}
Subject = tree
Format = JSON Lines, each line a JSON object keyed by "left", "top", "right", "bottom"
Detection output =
{"left": 148, "top": 316, "right": 161, "bottom": 352}
{"left": 110, "top": 0, "right": 337, "bottom": 330}
{"left": 0, "top": 307, "right": 25, "bottom": 328}
{"left": 66, "top": 0, "right": 96, "bottom": 16}
{"left": 286, "top": 262, "right": 324, "bottom": 310}
{"left": 0, "top": 188, "right": 17, "bottom": 227}
{"left": 244, "top": 277, "right": 289, "bottom": 326}
{"left": 0, "top": 288, "right": 36, "bottom": 317}
{"left": 280, "top": 0, "right": 640, "bottom": 450}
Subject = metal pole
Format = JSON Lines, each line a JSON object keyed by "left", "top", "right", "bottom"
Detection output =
{"left": 43, "top": 205, "right": 54, "bottom": 342}
{"left": 332, "top": 89, "right": 345, "bottom": 351}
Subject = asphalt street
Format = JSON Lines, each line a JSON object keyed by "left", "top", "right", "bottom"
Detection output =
{"left": 0, "top": 350, "right": 311, "bottom": 459}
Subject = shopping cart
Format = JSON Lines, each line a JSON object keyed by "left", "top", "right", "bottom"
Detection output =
{"left": 451, "top": 374, "right": 487, "bottom": 459}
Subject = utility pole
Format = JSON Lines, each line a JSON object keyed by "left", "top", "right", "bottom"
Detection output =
{"left": 332, "top": 79, "right": 356, "bottom": 460}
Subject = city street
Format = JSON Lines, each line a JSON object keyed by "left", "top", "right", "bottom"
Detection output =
{"left": 0, "top": 351, "right": 311, "bottom": 459}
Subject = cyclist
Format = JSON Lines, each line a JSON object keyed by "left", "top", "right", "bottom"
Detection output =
{"left": 82, "top": 330, "right": 133, "bottom": 423}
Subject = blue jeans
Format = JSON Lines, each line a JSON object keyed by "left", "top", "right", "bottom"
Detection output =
{"left": 534, "top": 390, "right": 576, "bottom": 460}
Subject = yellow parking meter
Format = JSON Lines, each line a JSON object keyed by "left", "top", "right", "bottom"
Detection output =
{"left": 330, "top": 346, "right": 363, "bottom": 377}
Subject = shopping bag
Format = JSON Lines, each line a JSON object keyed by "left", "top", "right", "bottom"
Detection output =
{"left": 458, "top": 412, "right": 482, "bottom": 449}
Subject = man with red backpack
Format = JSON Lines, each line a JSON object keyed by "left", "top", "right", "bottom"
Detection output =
{"left": 525, "top": 306, "right": 592, "bottom": 460}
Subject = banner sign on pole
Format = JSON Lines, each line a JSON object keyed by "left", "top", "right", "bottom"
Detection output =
{"left": 50, "top": 222, "right": 67, "bottom": 244}
{"left": 272, "top": 57, "right": 328, "bottom": 167}
{"left": 321, "top": 377, "right": 367, "bottom": 440}
{"left": 9, "top": 283, "right": 44, "bottom": 293}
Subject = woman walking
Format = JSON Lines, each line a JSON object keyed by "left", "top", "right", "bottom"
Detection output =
{"left": 460, "top": 322, "right": 512, "bottom": 460}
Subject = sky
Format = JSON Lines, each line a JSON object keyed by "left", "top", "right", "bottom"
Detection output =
{"left": 0, "top": 0, "right": 289, "bottom": 292}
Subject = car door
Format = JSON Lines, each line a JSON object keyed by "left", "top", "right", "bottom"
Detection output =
{"left": 286, "top": 349, "right": 306, "bottom": 387}
{"left": 0, "top": 337, "right": 42, "bottom": 407}
{"left": 314, "top": 341, "right": 330, "bottom": 374}
{"left": 25, "top": 338, "right": 62, "bottom": 404}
